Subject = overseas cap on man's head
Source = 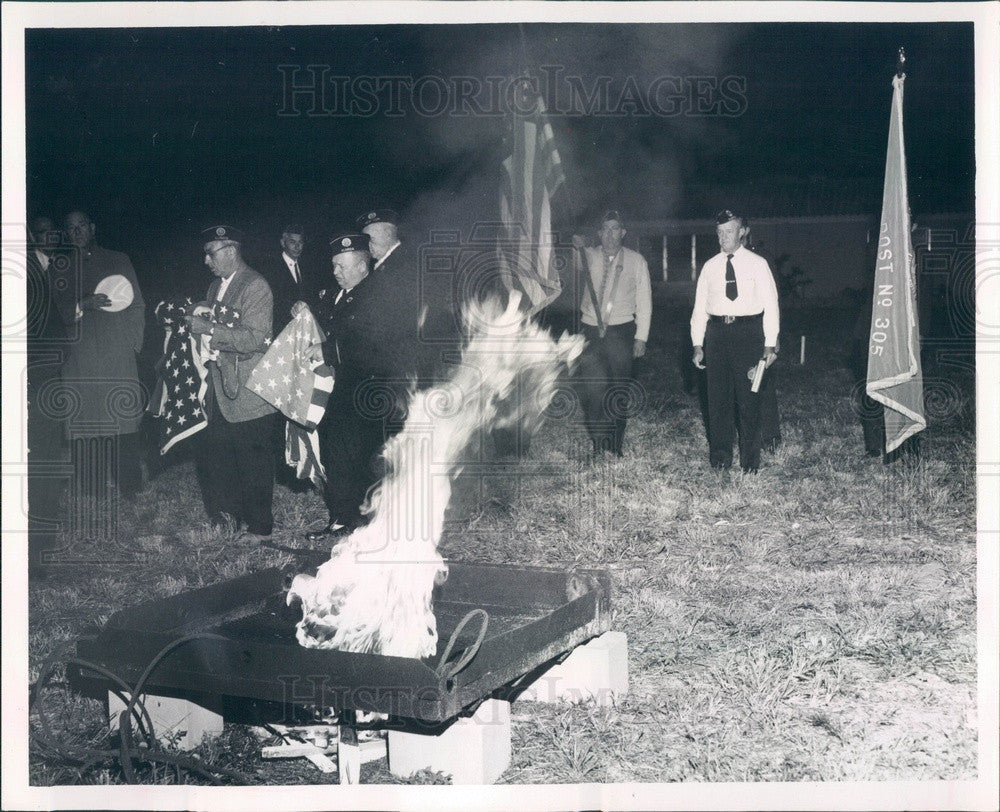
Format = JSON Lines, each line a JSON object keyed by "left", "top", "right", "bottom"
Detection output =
{"left": 601, "top": 209, "right": 625, "bottom": 225}
{"left": 355, "top": 209, "right": 399, "bottom": 230}
{"left": 329, "top": 232, "right": 371, "bottom": 256}
{"left": 715, "top": 209, "right": 744, "bottom": 226}
{"left": 282, "top": 223, "right": 305, "bottom": 236}
{"left": 202, "top": 224, "right": 244, "bottom": 244}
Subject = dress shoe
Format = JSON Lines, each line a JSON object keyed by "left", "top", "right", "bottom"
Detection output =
{"left": 304, "top": 522, "right": 347, "bottom": 543}
{"left": 242, "top": 528, "right": 273, "bottom": 544}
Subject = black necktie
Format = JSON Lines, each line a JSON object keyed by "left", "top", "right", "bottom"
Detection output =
{"left": 725, "top": 254, "right": 738, "bottom": 301}
{"left": 293, "top": 262, "right": 300, "bottom": 284}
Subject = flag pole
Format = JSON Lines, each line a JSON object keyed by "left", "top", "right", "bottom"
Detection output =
{"left": 514, "top": 24, "right": 601, "bottom": 331}
{"left": 864, "top": 45, "right": 926, "bottom": 457}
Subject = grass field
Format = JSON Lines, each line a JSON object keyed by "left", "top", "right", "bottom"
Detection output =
{"left": 27, "top": 302, "right": 978, "bottom": 785}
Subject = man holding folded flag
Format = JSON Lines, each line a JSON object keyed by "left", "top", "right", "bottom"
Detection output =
{"left": 247, "top": 303, "right": 334, "bottom": 488}
{"left": 864, "top": 65, "right": 926, "bottom": 457}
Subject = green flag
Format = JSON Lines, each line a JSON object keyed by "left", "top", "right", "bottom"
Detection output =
{"left": 866, "top": 73, "right": 926, "bottom": 453}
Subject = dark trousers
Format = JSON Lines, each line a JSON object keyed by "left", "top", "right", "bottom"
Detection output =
{"left": 317, "top": 381, "right": 396, "bottom": 527}
{"left": 28, "top": 383, "right": 69, "bottom": 567}
{"left": 705, "top": 317, "right": 765, "bottom": 472}
{"left": 578, "top": 322, "right": 636, "bottom": 454}
{"left": 195, "top": 411, "right": 277, "bottom": 535}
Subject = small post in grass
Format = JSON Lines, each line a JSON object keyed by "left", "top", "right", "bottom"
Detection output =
{"left": 800, "top": 335, "right": 806, "bottom": 365}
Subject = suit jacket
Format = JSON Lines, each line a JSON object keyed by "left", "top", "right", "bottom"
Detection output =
{"left": 264, "top": 254, "right": 315, "bottom": 335}
{"left": 58, "top": 244, "right": 146, "bottom": 435}
{"left": 203, "top": 267, "right": 276, "bottom": 423}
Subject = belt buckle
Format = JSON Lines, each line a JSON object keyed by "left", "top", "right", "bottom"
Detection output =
{"left": 723, "top": 315, "right": 736, "bottom": 324}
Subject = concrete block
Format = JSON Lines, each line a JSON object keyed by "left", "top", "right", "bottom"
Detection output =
{"left": 388, "top": 698, "right": 511, "bottom": 784}
{"left": 108, "top": 691, "right": 223, "bottom": 751}
{"left": 518, "top": 631, "right": 628, "bottom": 705}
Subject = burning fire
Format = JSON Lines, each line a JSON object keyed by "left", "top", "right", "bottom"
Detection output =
{"left": 286, "top": 292, "right": 584, "bottom": 658}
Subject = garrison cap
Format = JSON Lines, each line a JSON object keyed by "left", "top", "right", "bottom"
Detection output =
{"left": 201, "top": 224, "right": 244, "bottom": 244}
{"left": 600, "top": 209, "right": 625, "bottom": 226}
{"left": 355, "top": 209, "right": 399, "bottom": 230}
{"left": 329, "top": 232, "right": 371, "bottom": 255}
{"left": 714, "top": 209, "right": 744, "bottom": 226}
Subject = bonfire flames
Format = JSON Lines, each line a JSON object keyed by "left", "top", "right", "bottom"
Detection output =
{"left": 286, "top": 293, "right": 585, "bottom": 658}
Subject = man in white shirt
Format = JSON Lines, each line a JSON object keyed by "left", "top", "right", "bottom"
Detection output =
{"left": 691, "top": 209, "right": 780, "bottom": 473}
{"left": 266, "top": 224, "right": 312, "bottom": 335}
{"left": 576, "top": 209, "right": 653, "bottom": 457}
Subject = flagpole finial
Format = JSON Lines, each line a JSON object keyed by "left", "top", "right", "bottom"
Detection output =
{"left": 896, "top": 47, "right": 906, "bottom": 78}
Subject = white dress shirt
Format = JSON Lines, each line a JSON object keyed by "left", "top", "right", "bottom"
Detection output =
{"left": 282, "top": 251, "right": 300, "bottom": 283}
{"left": 373, "top": 240, "right": 401, "bottom": 270}
{"left": 202, "top": 270, "right": 237, "bottom": 361}
{"left": 34, "top": 248, "right": 51, "bottom": 272}
{"left": 690, "top": 245, "right": 780, "bottom": 346}
{"left": 579, "top": 246, "right": 653, "bottom": 343}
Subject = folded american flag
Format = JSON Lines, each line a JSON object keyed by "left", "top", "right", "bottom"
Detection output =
{"left": 246, "top": 306, "right": 334, "bottom": 430}
{"left": 149, "top": 298, "right": 243, "bottom": 454}
{"left": 247, "top": 306, "right": 334, "bottom": 486}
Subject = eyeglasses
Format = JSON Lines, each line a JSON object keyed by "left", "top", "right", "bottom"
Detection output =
{"left": 204, "top": 245, "right": 232, "bottom": 257}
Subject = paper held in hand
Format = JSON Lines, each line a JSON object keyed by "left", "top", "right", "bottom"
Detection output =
{"left": 749, "top": 359, "right": 767, "bottom": 393}
{"left": 94, "top": 274, "right": 134, "bottom": 312}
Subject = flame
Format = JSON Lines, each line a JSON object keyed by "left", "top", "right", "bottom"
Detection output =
{"left": 286, "top": 292, "right": 584, "bottom": 658}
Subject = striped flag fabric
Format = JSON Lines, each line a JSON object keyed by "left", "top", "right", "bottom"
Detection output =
{"left": 866, "top": 72, "right": 926, "bottom": 453}
{"left": 149, "top": 298, "right": 246, "bottom": 454}
{"left": 246, "top": 306, "right": 334, "bottom": 430}
{"left": 499, "top": 77, "right": 566, "bottom": 313}
{"left": 149, "top": 298, "right": 207, "bottom": 454}
{"left": 246, "top": 306, "right": 333, "bottom": 485}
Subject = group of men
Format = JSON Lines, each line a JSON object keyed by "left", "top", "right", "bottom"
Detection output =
{"left": 575, "top": 207, "right": 779, "bottom": 474}
{"left": 184, "top": 211, "right": 426, "bottom": 543}
{"left": 25, "top": 203, "right": 781, "bottom": 565}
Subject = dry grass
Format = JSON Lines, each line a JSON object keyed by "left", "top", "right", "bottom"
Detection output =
{"left": 28, "top": 304, "right": 977, "bottom": 784}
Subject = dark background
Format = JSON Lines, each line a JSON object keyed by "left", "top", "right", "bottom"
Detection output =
{"left": 25, "top": 22, "right": 975, "bottom": 299}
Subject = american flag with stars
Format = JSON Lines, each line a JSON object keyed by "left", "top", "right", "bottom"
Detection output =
{"left": 148, "top": 297, "right": 242, "bottom": 454}
{"left": 247, "top": 306, "right": 334, "bottom": 485}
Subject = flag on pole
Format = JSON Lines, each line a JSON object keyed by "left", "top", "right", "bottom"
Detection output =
{"left": 246, "top": 305, "right": 333, "bottom": 484}
{"left": 866, "top": 72, "right": 926, "bottom": 453}
{"left": 499, "top": 77, "right": 566, "bottom": 313}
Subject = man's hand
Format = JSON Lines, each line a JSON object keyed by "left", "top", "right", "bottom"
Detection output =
{"left": 190, "top": 304, "right": 212, "bottom": 317}
{"left": 692, "top": 346, "right": 706, "bottom": 369}
{"left": 291, "top": 300, "right": 309, "bottom": 318}
{"left": 763, "top": 346, "right": 778, "bottom": 368}
{"left": 633, "top": 339, "right": 647, "bottom": 359}
{"left": 80, "top": 293, "right": 112, "bottom": 311}
{"left": 186, "top": 314, "right": 213, "bottom": 336}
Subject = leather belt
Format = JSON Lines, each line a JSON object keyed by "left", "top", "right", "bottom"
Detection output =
{"left": 709, "top": 312, "right": 763, "bottom": 324}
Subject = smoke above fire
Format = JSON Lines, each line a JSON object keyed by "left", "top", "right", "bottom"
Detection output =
{"left": 286, "top": 292, "right": 584, "bottom": 658}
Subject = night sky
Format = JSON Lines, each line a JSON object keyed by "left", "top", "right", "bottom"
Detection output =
{"left": 25, "top": 21, "right": 974, "bottom": 277}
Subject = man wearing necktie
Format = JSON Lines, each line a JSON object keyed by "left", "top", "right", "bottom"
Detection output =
{"left": 265, "top": 224, "right": 316, "bottom": 489}
{"left": 576, "top": 209, "right": 653, "bottom": 457}
{"left": 267, "top": 224, "right": 312, "bottom": 335}
{"left": 305, "top": 232, "right": 417, "bottom": 542}
{"left": 691, "top": 209, "right": 780, "bottom": 473}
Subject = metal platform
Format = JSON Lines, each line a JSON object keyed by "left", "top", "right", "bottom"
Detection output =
{"left": 74, "top": 558, "right": 612, "bottom": 723}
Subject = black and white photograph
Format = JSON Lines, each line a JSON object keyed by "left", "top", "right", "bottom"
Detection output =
{"left": 2, "top": 2, "right": 998, "bottom": 809}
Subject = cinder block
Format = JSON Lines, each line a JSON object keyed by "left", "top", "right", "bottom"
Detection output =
{"left": 388, "top": 698, "right": 511, "bottom": 784}
{"left": 108, "top": 691, "right": 223, "bottom": 751}
{"left": 519, "top": 631, "right": 628, "bottom": 705}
